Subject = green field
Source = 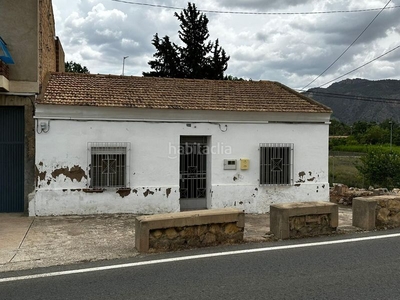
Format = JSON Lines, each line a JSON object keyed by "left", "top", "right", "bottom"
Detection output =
{"left": 329, "top": 155, "right": 364, "bottom": 188}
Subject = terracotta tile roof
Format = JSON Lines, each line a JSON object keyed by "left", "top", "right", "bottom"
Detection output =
{"left": 38, "top": 72, "right": 332, "bottom": 113}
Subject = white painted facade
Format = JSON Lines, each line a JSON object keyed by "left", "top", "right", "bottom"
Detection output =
{"left": 30, "top": 105, "right": 331, "bottom": 216}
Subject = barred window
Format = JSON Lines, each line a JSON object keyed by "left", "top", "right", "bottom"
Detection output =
{"left": 88, "top": 142, "right": 130, "bottom": 188}
{"left": 259, "top": 143, "right": 293, "bottom": 185}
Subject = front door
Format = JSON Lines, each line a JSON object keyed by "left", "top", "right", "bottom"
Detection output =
{"left": 0, "top": 107, "right": 25, "bottom": 212}
{"left": 179, "top": 136, "right": 207, "bottom": 211}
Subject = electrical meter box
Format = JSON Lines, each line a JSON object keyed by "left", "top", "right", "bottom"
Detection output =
{"left": 223, "top": 159, "right": 237, "bottom": 170}
{"left": 240, "top": 158, "right": 249, "bottom": 170}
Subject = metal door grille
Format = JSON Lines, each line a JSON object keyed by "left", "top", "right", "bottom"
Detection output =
{"left": 0, "top": 107, "right": 25, "bottom": 212}
{"left": 179, "top": 141, "right": 207, "bottom": 199}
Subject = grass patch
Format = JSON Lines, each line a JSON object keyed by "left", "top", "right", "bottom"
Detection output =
{"left": 331, "top": 144, "right": 400, "bottom": 154}
{"left": 329, "top": 155, "right": 365, "bottom": 188}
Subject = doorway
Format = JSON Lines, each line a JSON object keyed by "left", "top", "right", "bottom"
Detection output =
{"left": 179, "top": 136, "right": 208, "bottom": 211}
{"left": 0, "top": 107, "right": 24, "bottom": 212}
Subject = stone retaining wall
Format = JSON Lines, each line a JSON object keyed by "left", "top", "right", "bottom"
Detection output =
{"left": 289, "top": 213, "right": 333, "bottom": 238}
{"left": 135, "top": 208, "right": 244, "bottom": 253}
{"left": 270, "top": 202, "right": 338, "bottom": 239}
{"left": 149, "top": 222, "right": 243, "bottom": 252}
{"left": 353, "top": 196, "right": 400, "bottom": 230}
{"left": 376, "top": 197, "right": 400, "bottom": 228}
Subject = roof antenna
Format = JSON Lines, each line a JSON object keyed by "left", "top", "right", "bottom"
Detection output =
{"left": 122, "top": 56, "right": 129, "bottom": 75}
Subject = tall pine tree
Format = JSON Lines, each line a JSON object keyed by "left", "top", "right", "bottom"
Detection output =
{"left": 143, "top": 3, "right": 229, "bottom": 79}
{"left": 144, "top": 34, "right": 181, "bottom": 78}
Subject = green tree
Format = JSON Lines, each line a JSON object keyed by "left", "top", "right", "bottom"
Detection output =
{"left": 143, "top": 2, "right": 229, "bottom": 79}
{"left": 329, "top": 119, "right": 351, "bottom": 136}
{"left": 351, "top": 121, "right": 375, "bottom": 144}
{"left": 206, "top": 39, "right": 229, "bottom": 79}
{"left": 65, "top": 61, "right": 89, "bottom": 73}
{"left": 357, "top": 149, "right": 400, "bottom": 189}
{"left": 145, "top": 35, "right": 181, "bottom": 78}
{"left": 224, "top": 75, "right": 246, "bottom": 81}
{"left": 363, "top": 126, "right": 388, "bottom": 145}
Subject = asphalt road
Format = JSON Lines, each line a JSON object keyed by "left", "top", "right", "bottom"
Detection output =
{"left": 1, "top": 231, "right": 400, "bottom": 300}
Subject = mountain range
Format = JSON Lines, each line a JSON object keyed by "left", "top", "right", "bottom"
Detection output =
{"left": 303, "top": 78, "right": 400, "bottom": 124}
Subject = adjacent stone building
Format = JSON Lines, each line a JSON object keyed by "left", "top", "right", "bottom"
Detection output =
{"left": 0, "top": 0, "right": 64, "bottom": 212}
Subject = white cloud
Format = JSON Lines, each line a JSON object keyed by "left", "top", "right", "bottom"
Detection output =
{"left": 53, "top": 0, "right": 400, "bottom": 88}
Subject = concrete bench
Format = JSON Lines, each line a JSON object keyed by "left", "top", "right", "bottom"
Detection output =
{"left": 270, "top": 202, "right": 338, "bottom": 239}
{"left": 135, "top": 208, "right": 244, "bottom": 253}
{"left": 353, "top": 196, "right": 400, "bottom": 230}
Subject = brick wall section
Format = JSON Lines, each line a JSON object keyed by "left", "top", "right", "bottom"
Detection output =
{"left": 55, "top": 37, "right": 65, "bottom": 72}
{"left": 0, "top": 60, "right": 9, "bottom": 78}
{"left": 39, "top": 0, "right": 57, "bottom": 92}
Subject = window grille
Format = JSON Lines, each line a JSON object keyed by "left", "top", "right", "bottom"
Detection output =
{"left": 259, "top": 143, "right": 293, "bottom": 186}
{"left": 88, "top": 142, "right": 130, "bottom": 188}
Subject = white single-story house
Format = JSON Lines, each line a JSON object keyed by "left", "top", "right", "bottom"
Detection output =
{"left": 30, "top": 73, "right": 332, "bottom": 216}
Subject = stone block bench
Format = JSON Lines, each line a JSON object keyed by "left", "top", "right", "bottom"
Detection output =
{"left": 353, "top": 196, "right": 400, "bottom": 230}
{"left": 135, "top": 208, "right": 244, "bottom": 253}
{"left": 270, "top": 202, "right": 338, "bottom": 239}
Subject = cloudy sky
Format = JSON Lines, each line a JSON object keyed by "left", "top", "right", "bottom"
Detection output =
{"left": 52, "top": 0, "right": 400, "bottom": 90}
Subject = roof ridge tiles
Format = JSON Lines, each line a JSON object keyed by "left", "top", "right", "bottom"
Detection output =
{"left": 39, "top": 72, "right": 332, "bottom": 114}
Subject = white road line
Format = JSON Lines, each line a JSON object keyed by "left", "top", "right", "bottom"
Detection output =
{"left": 1, "top": 232, "right": 400, "bottom": 283}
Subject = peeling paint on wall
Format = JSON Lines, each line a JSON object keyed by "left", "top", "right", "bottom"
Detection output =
{"left": 297, "top": 171, "right": 318, "bottom": 184}
{"left": 32, "top": 117, "right": 330, "bottom": 215}
{"left": 51, "top": 165, "right": 87, "bottom": 182}
{"left": 143, "top": 189, "right": 154, "bottom": 197}
{"left": 83, "top": 189, "right": 104, "bottom": 193}
{"left": 35, "top": 165, "right": 47, "bottom": 186}
{"left": 233, "top": 173, "right": 244, "bottom": 182}
{"left": 116, "top": 188, "right": 131, "bottom": 198}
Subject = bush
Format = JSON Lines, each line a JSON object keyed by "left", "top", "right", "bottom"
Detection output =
{"left": 356, "top": 149, "right": 400, "bottom": 190}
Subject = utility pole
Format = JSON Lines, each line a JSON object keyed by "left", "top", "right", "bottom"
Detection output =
{"left": 122, "top": 56, "right": 129, "bottom": 75}
{"left": 390, "top": 121, "right": 393, "bottom": 150}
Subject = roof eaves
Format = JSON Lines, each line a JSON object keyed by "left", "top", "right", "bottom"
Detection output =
{"left": 272, "top": 81, "right": 333, "bottom": 113}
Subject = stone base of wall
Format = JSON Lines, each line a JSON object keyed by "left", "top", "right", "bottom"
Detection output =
{"left": 289, "top": 214, "right": 333, "bottom": 238}
{"left": 270, "top": 201, "right": 338, "bottom": 240}
{"left": 376, "top": 198, "right": 400, "bottom": 229}
{"left": 353, "top": 196, "right": 400, "bottom": 230}
{"left": 149, "top": 222, "right": 243, "bottom": 252}
{"left": 135, "top": 208, "right": 244, "bottom": 253}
